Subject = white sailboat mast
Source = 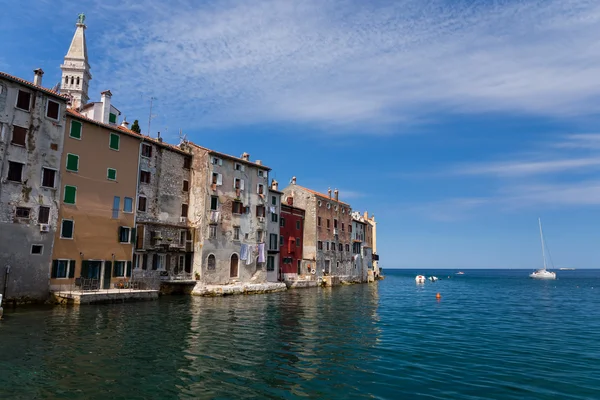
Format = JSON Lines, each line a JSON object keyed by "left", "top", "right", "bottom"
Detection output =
{"left": 538, "top": 218, "right": 548, "bottom": 271}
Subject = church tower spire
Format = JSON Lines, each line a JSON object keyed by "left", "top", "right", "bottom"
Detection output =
{"left": 60, "top": 13, "right": 92, "bottom": 109}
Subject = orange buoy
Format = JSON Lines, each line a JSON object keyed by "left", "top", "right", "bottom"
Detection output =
{"left": 436, "top": 293, "right": 441, "bottom": 300}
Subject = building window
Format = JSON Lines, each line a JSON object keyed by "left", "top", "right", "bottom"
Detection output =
{"left": 338, "top": 243, "right": 343, "bottom": 251}
{"left": 296, "top": 238, "right": 300, "bottom": 247}
{"left": 297, "top": 260, "right": 302, "bottom": 275}
{"left": 109, "top": 133, "right": 120, "bottom": 150}
{"left": 256, "top": 205, "right": 265, "bottom": 217}
{"left": 342, "top": 223, "right": 345, "bottom": 231}
{"left": 210, "top": 196, "right": 218, "bottom": 211}
{"left": 112, "top": 196, "right": 120, "bottom": 219}
{"left": 11, "top": 126, "right": 27, "bottom": 146}
{"left": 140, "top": 170, "right": 151, "bottom": 184}
{"left": 181, "top": 203, "right": 188, "bottom": 217}
{"left": 296, "top": 220, "right": 301, "bottom": 230}
{"left": 211, "top": 157, "right": 222, "bottom": 165}
{"left": 257, "top": 183, "right": 265, "bottom": 195}
{"left": 66, "top": 154, "right": 79, "bottom": 172}
{"left": 258, "top": 170, "right": 265, "bottom": 177}
{"left": 234, "top": 178, "right": 244, "bottom": 190}
{"left": 141, "top": 143, "right": 152, "bottom": 158}
{"left": 207, "top": 254, "right": 216, "bottom": 270}
{"left": 318, "top": 200, "right": 322, "bottom": 207}
{"left": 51, "top": 259, "right": 75, "bottom": 279}
{"left": 271, "top": 213, "right": 278, "bottom": 223}
{"left": 138, "top": 196, "right": 147, "bottom": 212}
{"left": 280, "top": 217, "right": 285, "bottom": 227}
{"left": 317, "top": 216, "right": 322, "bottom": 227}
{"left": 327, "top": 219, "right": 331, "bottom": 229}
{"left": 271, "top": 196, "right": 277, "bottom": 206}
{"left": 234, "top": 163, "right": 244, "bottom": 171}
{"left": 109, "top": 113, "right": 117, "bottom": 124}
{"left": 107, "top": 168, "right": 117, "bottom": 181}
{"left": 349, "top": 225, "right": 352, "bottom": 233}
{"left": 257, "top": 230, "right": 264, "bottom": 242}
{"left": 179, "top": 230, "right": 187, "bottom": 245}
{"left": 41, "top": 168, "right": 57, "bottom": 188}
{"left": 113, "top": 261, "right": 126, "bottom": 277}
{"left": 63, "top": 185, "right": 77, "bottom": 205}
{"left": 280, "top": 235, "right": 284, "bottom": 246}
{"left": 15, "top": 90, "right": 31, "bottom": 111}
{"left": 345, "top": 244, "right": 350, "bottom": 252}
{"left": 118, "top": 227, "right": 131, "bottom": 243}
{"left": 318, "top": 241, "right": 323, "bottom": 250}
{"left": 334, "top": 219, "right": 338, "bottom": 229}
{"left": 7, "top": 161, "right": 24, "bottom": 182}
{"left": 60, "top": 219, "right": 74, "bottom": 239}
{"left": 233, "top": 227, "right": 240, "bottom": 241}
{"left": 269, "top": 233, "right": 277, "bottom": 250}
{"left": 327, "top": 203, "right": 331, "bottom": 209}
{"left": 209, "top": 224, "right": 217, "bottom": 239}
{"left": 212, "top": 172, "right": 223, "bottom": 186}
{"left": 46, "top": 99, "right": 60, "bottom": 120}
{"left": 233, "top": 201, "right": 243, "bottom": 215}
{"left": 326, "top": 242, "right": 330, "bottom": 251}
{"left": 15, "top": 207, "right": 31, "bottom": 218}
{"left": 38, "top": 206, "right": 50, "bottom": 224}
{"left": 124, "top": 197, "right": 133, "bottom": 213}
{"left": 70, "top": 120, "right": 82, "bottom": 139}
{"left": 183, "top": 180, "right": 189, "bottom": 192}
{"left": 183, "top": 157, "right": 191, "bottom": 169}
{"left": 267, "top": 255, "right": 275, "bottom": 271}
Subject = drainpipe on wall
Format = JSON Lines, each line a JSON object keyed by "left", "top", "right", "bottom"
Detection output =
{"left": 2, "top": 265, "right": 10, "bottom": 301}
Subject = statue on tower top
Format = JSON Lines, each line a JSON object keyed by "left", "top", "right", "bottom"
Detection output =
{"left": 77, "top": 13, "right": 86, "bottom": 25}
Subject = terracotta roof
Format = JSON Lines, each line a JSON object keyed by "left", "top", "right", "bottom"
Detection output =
{"left": 293, "top": 185, "right": 351, "bottom": 206}
{"left": 0, "top": 71, "right": 68, "bottom": 100}
{"left": 188, "top": 142, "right": 271, "bottom": 171}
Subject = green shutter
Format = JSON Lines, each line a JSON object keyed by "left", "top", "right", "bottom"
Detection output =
{"left": 107, "top": 168, "right": 117, "bottom": 181}
{"left": 105, "top": 261, "right": 112, "bottom": 279}
{"left": 68, "top": 260, "right": 76, "bottom": 278}
{"left": 152, "top": 255, "right": 157, "bottom": 270}
{"left": 113, "top": 262, "right": 119, "bottom": 277}
{"left": 70, "top": 120, "right": 82, "bottom": 139}
{"left": 66, "top": 154, "right": 79, "bottom": 172}
{"left": 109, "top": 133, "right": 120, "bottom": 150}
{"left": 130, "top": 227, "right": 136, "bottom": 244}
{"left": 109, "top": 113, "right": 117, "bottom": 124}
{"left": 81, "top": 260, "right": 89, "bottom": 278}
{"left": 61, "top": 220, "right": 73, "bottom": 238}
{"left": 64, "top": 186, "right": 76, "bottom": 204}
{"left": 51, "top": 260, "right": 58, "bottom": 278}
{"left": 118, "top": 226, "right": 123, "bottom": 242}
{"left": 126, "top": 261, "right": 132, "bottom": 277}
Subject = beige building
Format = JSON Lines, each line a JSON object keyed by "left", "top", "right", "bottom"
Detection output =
{"left": 50, "top": 109, "right": 141, "bottom": 290}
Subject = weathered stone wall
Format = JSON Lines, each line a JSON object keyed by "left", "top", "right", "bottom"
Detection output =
{"left": 266, "top": 189, "right": 281, "bottom": 282}
{"left": 0, "top": 77, "right": 66, "bottom": 302}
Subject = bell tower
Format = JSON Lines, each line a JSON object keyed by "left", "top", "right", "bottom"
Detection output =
{"left": 60, "top": 13, "right": 91, "bottom": 109}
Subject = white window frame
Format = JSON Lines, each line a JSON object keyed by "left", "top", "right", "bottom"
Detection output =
{"left": 113, "top": 260, "right": 127, "bottom": 277}
{"left": 211, "top": 157, "right": 222, "bottom": 166}
{"left": 63, "top": 185, "right": 77, "bottom": 205}
{"left": 31, "top": 244, "right": 44, "bottom": 255}
{"left": 233, "top": 226, "right": 240, "bottom": 241}
{"left": 15, "top": 89, "right": 31, "bottom": 111}
{"left": 107, "top": 168, "right": 117, "bottom": 181}
{"left": 234, "top": 178, "right": 244, "bottom": 190}
{"left": 45, "top": 99, "right": 61, "bottom": 121}
{"left": 141, "top": 143, "right": 152, "bottom": 158}
{"left": 209, "top": 224, "right": 217, "bottom": 239}
{"left": 123, "top": 197, "right": 133, "bottom": 213}
{"left": 179, "top": 230, "right": 186, "bottom": 245}
{"left": 60, "top": 219, "right": 75, "bottom": 239}
{"left": 54, "top": 259, "right": 71, "bottom": 279}
{"left": 258, "top": 170, "right": 264, "bottom": 177}
{"left": 234, "top": 162, "right": 245, "bottom": 172}
{"left": 156, "top": 254, "right": 166, "bottom": 271}
{"left": 41, "top": 167, "right": 58, "bottom": 188}
{"left": 109, "top": 132, "right": 120, "bottom": 151}
{"left": 69, "top": 120, "right": 82, "bottom": 140}
{"left": 119, "top": 226, "right": 132, "bottom": 243}
{"left": 65, "top": 153, "right": 79, "bottom": 172}
{"left": 257, "top": 183, "right": 265, "bottom": 195}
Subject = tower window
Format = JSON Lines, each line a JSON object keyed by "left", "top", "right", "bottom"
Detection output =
{"left": 76, "top": 77, "right": 80, "bottom": 86}
{"left": 70, "top": 77, "right": 74, "bottom": 85}
{"left": 64, "top": 76, "right": 68, "bottom": 85}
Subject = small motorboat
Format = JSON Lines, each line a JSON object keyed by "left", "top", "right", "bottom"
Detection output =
{"left": 455, "top": 271, "right": 465, "bottom": 275}
{"left": 415, "top": 275, "right": 426, "bottom": 284}
{"left": 428, "top": 276, "right": 438, "bottom": 282}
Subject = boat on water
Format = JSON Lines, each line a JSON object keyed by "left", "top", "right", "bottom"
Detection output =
{"left": 455, "top": 271, "right": 465, "bottom": 275}
{"left": 530, "top": 218, "right": 557, "bottom": 280}
{"left": 415, "top": 275, "right": 426, "bottom": 284}
{"left": 559, "top": 268, "right": 575, "bottom": 271}
{"left": 428, "top": 276, "right": 438, "bottom": 282}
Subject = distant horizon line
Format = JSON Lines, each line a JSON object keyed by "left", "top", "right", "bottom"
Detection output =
{"left": 384, "top": 267, "right": 598, "bottom": 270}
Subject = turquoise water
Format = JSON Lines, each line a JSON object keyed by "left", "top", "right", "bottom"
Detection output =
{"left": 1, "top": 269, "right": 599, "bottom": 399}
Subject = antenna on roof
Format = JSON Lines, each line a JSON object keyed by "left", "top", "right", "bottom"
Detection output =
{"left": 147, "top": 96, "right": 157, "bottom": 135}
{"left": 179, "top": 128, "right": 188, "bottom": 145}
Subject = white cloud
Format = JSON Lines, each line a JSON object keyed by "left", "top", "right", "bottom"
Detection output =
{"left": 452, "top": 157, "right": 600, "bottom": 177}
{"left": 83, "top": 0, "right": 600, "bottom": 131}
{"left": 553, "top": 134, "right": 600, "bottom": 149}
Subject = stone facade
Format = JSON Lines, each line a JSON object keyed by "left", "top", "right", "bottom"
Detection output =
{"left": 279, "top": 200, "right": 306, "bottom": 281}
{"left": 282, "top": 178, "right": 355, "bottom": 282}
{"left": 351, "top": 211, "right": 369, "bottom": 282}
{"left": 0, "top": 71, "right": 68, "bottom": 302}
{"left": 134, "top": 138, "right": 193, "bottom": 280}
{"left": 266, "top": 182, "right": 282, "bottom": 282}
{"left": 189, "top": 145, "right": 270, "bottom": 285}
{"left": 60, "top": 19, "right": 92, "bottom": 110}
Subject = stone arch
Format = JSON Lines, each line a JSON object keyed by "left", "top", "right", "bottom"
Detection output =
{"left": 230, "top": 253, "right": 239, "bottom": 278}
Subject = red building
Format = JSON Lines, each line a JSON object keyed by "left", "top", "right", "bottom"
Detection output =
{"left": 279, "top": 201, "right": 305, "bottom": 279}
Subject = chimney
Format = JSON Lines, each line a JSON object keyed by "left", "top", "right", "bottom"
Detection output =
{"left": 157, "top": 131, "right": 163, "bottom": 142}
{"left": 364, "top": 211, "right": 368, "bottom": 220}
{"left": 328, "top": 188, "right": 332, "bottom": 199}
{"left": 255, "top": 160, "right": 262, "bottom": 165}
{"left": 241, "top": 152, "right": 250, "bottom": 161}
{"left": 33, "top": 68, "right": 44, "bottom": 86}
{"left": 334, "top": 189, "right": 339, "bottom": 202}
{"left": 291, "top": 176, "right": 297, "bottom": 185}
{"left": 271, "top": 179, "right": 278, "bottom": 191}
{"left": 100, "top": 90, "right": 113, "bottom": 124}
{"left": 120, "top": 117, "right": 130, "bottom": 129}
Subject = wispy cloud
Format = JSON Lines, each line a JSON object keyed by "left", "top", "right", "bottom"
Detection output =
{"left": 452, "top": 157, "right": 600, "bottom": 177}
{"left": 553, "top": 134, "right": 600, "bottom": 149}
{"left": 79, "top": 0, "right": 600, "bottom": 131}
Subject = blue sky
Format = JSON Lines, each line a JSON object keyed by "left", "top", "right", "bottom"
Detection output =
{"left": 2, "top": 0, "right": 600, "bottom": 269}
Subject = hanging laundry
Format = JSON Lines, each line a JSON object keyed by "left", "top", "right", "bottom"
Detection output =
{"left": 269, "top": 206, "right": 276, "bottom": 214}
{"left": 258, "top": 243, "right": 266, "bottom": 263}
{"left": 240, "top": 243, "right": 248, "bottom": 260}
{"left": 246, "top": 245, "right": 254, "bottom": 265}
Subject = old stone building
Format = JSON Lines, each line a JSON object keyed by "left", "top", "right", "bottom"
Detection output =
{"left": 364, "top": 212, "right": 380, "bottom": 278}
{"left": 279, "top": 195, "right": 306, "bottom": 282}
{"left": 0, "top": 70, "right": 68, "bottom": 302}
{"left": 351, "top": 211, "right": 369, "bottom": 282}
{"left": 266, "top": 180, "right": 282, "bottom": 282}
{"left": 282, "top": 178, "right": 355, "bottom": 282}
{"left": 133, "top": 134, "right": 193, "bottom": 280}
{"left": 187, "top": 144, "right": 270, "bottom": 285}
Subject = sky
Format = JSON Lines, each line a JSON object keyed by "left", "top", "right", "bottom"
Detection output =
{"left": 2, "top": 0, "right": 600, "bottom": 269}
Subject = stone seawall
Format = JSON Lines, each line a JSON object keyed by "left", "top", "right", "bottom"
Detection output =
{"left": 192, "top": 282, "right": 287, "bottom": 296}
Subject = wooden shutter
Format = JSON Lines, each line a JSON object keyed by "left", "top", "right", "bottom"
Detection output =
{"left": 217, "top": 173, "right": 223, "bottom": 186}
{"left": 81, "top": 260, "right": 89, "bottom": 278}
{"left": 51, "top": 260, "right": 58, "bottom": 278}
{"left": 68, "top": 260, "right": 76, "bottom": 278}
{"left": 126, "top": 261, "right": 132, "bottom": 277}
{"left": 113, "top": 262, "right": 119, "bottom": 277}
{"left": 152, "top": 255, "right": 158, "bottom": 270}
{"left": 131, "top": 227, "right": 136, "bottom": 244}
{"left": 240, "top": 179, "right": 245, "bottom": 190}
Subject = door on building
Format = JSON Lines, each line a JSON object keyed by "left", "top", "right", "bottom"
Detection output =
{"left": 324, "top": 260, "right": 331, "bottom": 275}
{"left": 81, "top": 260, "right": 102, "bottom": 279}
{"left": 230, "top": 254, "right": 239, "bottom": 278}
{"left": 266, "top": 255, "right": 277, "bottom": 282}
{"left": 184, "top": 253, "right": 192, "bottom": 274}
{"left": 103, "top": 261, "right": 112, "bottom": 289}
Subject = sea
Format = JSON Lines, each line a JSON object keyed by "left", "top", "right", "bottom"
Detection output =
{"left": 1, "top": 269, "right": 599, "bottom": 399}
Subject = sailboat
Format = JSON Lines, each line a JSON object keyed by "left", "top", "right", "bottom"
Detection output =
{"left": 529, "top": 218, "right": 556, "bottom": 280}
